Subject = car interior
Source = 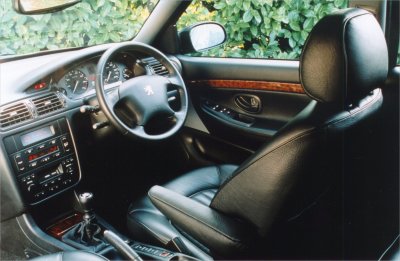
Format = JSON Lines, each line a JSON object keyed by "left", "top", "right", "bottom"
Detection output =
{"left": 0, "top": 0, "right": 399, "bottom": 260}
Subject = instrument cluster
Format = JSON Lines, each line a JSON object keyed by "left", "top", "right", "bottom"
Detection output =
{"left": 26, "top": 53, "right": 147, "bottom": 100}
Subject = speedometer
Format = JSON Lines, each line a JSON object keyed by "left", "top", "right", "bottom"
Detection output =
{"left": 65, "top": 69, "right": 89, "bottom": 95}
{"left": 103, "top": 62, "right": 120, "bottom": 84}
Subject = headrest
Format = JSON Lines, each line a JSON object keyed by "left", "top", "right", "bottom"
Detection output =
{"left": 300, "top": 8, "right": 388, "bottom": 104}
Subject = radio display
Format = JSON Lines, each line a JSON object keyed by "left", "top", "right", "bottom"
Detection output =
{"left": 21, "top": 126, "right": 55, "bottom": 147}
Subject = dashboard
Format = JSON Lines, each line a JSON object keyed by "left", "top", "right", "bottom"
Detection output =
{"left": 25, "top": 53, "right": 148, "bottom": 100}
{"left": 0, "top": 44, "right": 182, "bottom": 220}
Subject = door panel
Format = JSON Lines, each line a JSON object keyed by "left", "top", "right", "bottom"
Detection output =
{"left": 179, "top": 56, "right": 311, "bottom": 160}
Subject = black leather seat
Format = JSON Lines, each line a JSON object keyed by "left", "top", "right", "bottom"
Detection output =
{"left": 30, "top": 251, "right": 108, "bottom": 261}
{"left": 127, "top": 8, "right": 388, "bottom": 259}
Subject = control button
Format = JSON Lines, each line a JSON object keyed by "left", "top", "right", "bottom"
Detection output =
{"left": 26, "top": 148, "right": 33, "bottom": 154}
{"left": 34, "top": 191, "right": 45, "bottom": 198}
{"left": 52, "top": 152, "right": 61, "bottom": 159}
{"left": 14, "top": 154, "right": 22, "bottom": 161}
{"left": 61, "top": 136, "right": 71, "bottom": 151}
{"left": 49, "top": 185, "right": 59, "bottom": 192}
{"left": 37, "top": 144, "right": 46, "bottom": 150}
{"left": 49, "top": 139, "right": 57, "bottom": 145}
{"left": 44, "top": 174, "right": 51, "bottom": 179}
{"left": 29, "top": 161, "right": 38, "bottom": 168}
{"left": 14, "top": 154, "right": 25, "bottom": 168}
{"left": 40, "top": 156, "right": 51, "bottom": 164}
{"left": 18, "top": 165, "right": 26, "bottom": 172}
{"left": 27, "top": 184, "right": 37, "bottom": 193}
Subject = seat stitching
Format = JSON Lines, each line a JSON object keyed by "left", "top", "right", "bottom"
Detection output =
{"left": 128, "top": 210, "right": 169, "bottom": 244}
{"left": 151, "top": 193, "right": 243, "bottom": 243}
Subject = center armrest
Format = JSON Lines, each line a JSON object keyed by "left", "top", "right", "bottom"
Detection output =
{"left": 148, "top": 185, "right": 255, "bottom": 256}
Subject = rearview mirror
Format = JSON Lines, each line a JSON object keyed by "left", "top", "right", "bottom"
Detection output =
{"left": 13, "top": 0, "right": 81, "bottom": 14}
{"left": 179, "top": 22, "right": 226, "bottom": 54}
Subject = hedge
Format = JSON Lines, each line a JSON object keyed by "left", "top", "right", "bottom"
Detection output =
{"left": 1, "top": 0, "right": 399, "bottom": 63}
{"left": 177, "top": 0, "right": 348, "bottom": 59}
{"left": 0, "top": 0, "right": 158, "bottom": 56}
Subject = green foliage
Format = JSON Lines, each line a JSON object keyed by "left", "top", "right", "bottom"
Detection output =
{"left": 1, "top": 0, "right": 355, "bottom": 60}
{"left": 0, "top": 0, "right": 158, "bottom": 56}
{"left": 177, "top": 0, "right": 348, "bottom": 59}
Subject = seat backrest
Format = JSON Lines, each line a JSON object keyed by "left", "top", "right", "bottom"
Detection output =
{"left": 210, "top": 8, "right": 388, "bottom": 237}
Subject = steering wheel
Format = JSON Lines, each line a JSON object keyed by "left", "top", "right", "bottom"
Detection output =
{"left": 95, "top": 42, "right": 188, "bottom": 140}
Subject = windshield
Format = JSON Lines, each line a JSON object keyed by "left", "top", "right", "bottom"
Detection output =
{"left": 0, "top": 0, "right": 159, "bottom": 57}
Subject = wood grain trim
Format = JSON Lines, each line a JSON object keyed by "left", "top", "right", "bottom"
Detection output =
{"left": 188, "top": 80, "right": 305, "bottom": 94}
{"left": 46, "top": 213, "right": 82, "bottom": 239}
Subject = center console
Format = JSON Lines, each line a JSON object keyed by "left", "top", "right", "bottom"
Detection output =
{"left": 3, "top": 118, "right": 80, "bottom": 205}
{"left": 44, "top": 191, "right": 200, "bottom": 261}
{"left": 2, "top": 118, "right": 202, "bottom": 260}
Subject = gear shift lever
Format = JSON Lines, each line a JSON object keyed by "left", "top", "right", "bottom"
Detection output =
{"left": 75, "top": 192, "right": 101, "bottom": 244}
{"left": 78, "top": 192, "right": 94, "bottom": 213}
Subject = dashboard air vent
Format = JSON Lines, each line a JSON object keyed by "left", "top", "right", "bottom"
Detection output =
{"left": 142, "top": 57, "right": 169, "bottom": 76}
{"left": 32, "top": 93, "right": 64, "bottom": 116}
{"left": 0, "top": 102, "right": 33, "bottom": 128}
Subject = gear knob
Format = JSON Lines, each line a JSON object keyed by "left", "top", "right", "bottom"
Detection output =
{"left": 77, "top": 192, "right": 94, "bottom": 213}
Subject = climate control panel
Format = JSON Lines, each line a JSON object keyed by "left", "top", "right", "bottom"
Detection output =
{"left": 4, "top": 118, "right": 80, "bottom": 205}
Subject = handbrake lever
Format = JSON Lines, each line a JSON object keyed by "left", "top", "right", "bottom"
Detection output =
{"left": 103, "top": 230, "right": 143, "bottom": 261}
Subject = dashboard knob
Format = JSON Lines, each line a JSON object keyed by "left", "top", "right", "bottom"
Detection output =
{"left": 27, "top": 184, "right": 38, "bottom": 193}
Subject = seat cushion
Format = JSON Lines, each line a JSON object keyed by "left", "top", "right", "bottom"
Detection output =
{"left": 127, "top": 165, "right": 237, "bottom": 257}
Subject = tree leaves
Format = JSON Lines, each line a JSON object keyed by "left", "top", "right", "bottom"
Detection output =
{"left": 177, "top": 0, "right": 349, "bottom": 60}
{"left": 0, "top": 0, "right": 159, "bottom": 56}
{"left": 1, "top": 0, "right": 357, "bottom": 60}
{"left": 243, "top": 10, "right": 253, "bottom": 23}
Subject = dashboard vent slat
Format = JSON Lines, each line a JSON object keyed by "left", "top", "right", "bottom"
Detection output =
{"left": 32, "top": 93, "right": 64, "bottom": 116}
{"left": 142, "top": 57, "right": 169, "bottom": 76}
{"left": 0, "top": 102, "right": 33, "bottom": 128}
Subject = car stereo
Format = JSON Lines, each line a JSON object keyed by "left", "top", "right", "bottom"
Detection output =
{"left": 3, "top": 118, "right": 80, "bottom": 205}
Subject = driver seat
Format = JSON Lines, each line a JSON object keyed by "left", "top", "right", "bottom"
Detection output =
{"left": 127, "top": 8, "right": 388, "bottom": 259}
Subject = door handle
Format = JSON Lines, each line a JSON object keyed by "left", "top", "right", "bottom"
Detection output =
{"left": 234, "top": 94, "right": 262, "bottom": 113}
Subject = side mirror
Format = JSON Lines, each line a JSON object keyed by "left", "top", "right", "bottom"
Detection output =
{"left": 179, "top": 22, "right": 226, "bottom": 54}
{"left": 13, "top": 0, "right": 81, "bottom": 14}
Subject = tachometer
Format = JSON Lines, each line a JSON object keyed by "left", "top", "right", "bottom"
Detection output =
{"left": 65, "top": 69, "right": 89, "bottom": 95}
{"left": 103, "top": 62, "right": 120, "bottom": 84}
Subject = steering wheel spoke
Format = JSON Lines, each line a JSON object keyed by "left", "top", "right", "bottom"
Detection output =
{"left": 174, "top": 110, "right": 186, "bottom": 123}
{"left": 95, "top": 42, "right": 188, "bottom": 140}
{"left": 106, "top": 88, "right": 120, "bottom": 109}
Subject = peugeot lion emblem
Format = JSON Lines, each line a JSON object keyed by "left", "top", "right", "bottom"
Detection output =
{"left": 144, "top": 86, "right": 154, "bottom": 96}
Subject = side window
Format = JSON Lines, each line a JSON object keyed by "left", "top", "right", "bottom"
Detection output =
{"left": 177, "top": 0, "right": 348, "bottom": 59}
